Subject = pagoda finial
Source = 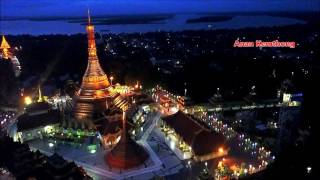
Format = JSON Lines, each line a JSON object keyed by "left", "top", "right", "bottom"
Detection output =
{"left": 87, "top": 9, "right": 91, "bottom": 25}
{"left": 38, "top": 84, "right": 43, "bottom": 102}
{"left": 122, "top": 110, "right": 126, "bottom": 130}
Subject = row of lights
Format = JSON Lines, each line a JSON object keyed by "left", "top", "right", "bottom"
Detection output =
{"left": 201, "top": 114, "right": 274, "bottom": 178}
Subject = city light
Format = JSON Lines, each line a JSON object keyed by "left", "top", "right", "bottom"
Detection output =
{"left": 48, "top": 143, "right": 54, "bottom": 148}
{"left": 218, "top": 147, "right": 224, "bottom": 153}
{"left": 170, "top": 140, "right": 175, "bottom": 150}
{"left": 306, "top": 166, "right": 312, "bottom": 174}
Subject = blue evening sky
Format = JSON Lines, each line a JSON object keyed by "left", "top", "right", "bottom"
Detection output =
{"left": 0, "top": 0, "right": 319, "bottom": 17}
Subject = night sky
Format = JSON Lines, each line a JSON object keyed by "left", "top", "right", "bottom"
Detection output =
{"left": 1, "top": 0, "right": 319, "bottom": 17}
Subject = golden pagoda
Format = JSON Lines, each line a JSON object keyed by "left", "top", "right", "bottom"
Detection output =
{"left": 0, "top": 35, "right": 11, "bottom": 59}
{"left": 74, "top": 11, "right": 111, "bottom": 122}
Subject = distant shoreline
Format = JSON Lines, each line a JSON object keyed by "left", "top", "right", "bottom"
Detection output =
{"left": 186, "top": 16, "right": 233, "bottom": 23}
{"left": 0, "top": 13, "right": 306, "bottom": 35}
{"left": 71, "top": 15, "right": 173, "bottom": 25}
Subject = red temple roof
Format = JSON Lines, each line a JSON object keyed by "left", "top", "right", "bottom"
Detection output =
{"left": 105, "top": 111, "right": 149, "bottom": 169}
{"left": 162, "top": 111, "right": 227, "bottom": 156}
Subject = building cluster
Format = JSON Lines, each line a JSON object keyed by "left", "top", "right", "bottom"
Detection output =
{"left": 2, "top": 11, "right": 306, "bottom": 180}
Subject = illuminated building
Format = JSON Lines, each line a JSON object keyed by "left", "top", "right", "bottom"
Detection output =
{"left": 74, "top": 11, "right": 112, "bottom": 122}
{"left": 10, "top": 102, "right": 60, "bottom": 142}
{"left": 111, "top": 91, "right": 129, "bottom": 111}
{"left": 282, "top": 93, "right": 302, "bottom": 106}
{"left": 105, "top": 111, "right": 149, "bottom": 169}
{"left": 160, "top": 111, "right": 228, "bottom": 161}
{"left": 111, "top": 83, "right": 133, "bottom": 95}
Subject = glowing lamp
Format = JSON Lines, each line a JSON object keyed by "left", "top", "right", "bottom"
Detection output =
{"left": 218, "top": 147, "right": 224, "bottom": 153}
{"left": 24, "top": 96, "right": 32, "bottom": 105}
{"left": 95, "top": 90, "right": 104, "bottom": 98}
{"left": 244, "top": 168, "right": 248, "bottom": 174}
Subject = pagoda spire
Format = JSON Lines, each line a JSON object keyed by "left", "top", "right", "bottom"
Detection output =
{"left": 74, "top": 11, "right": 111, "bottom": 121}
{"left": 1, "top": 36, "right": 11, "bottom": 49}
{"left": 1, "top": 35, "right": 11, "bottom": 59}
{"left": 86, "top": 10, "right": 97, "bottom": 58}
{"left": 87, "top": 9, "right": 91, "bottom": 25}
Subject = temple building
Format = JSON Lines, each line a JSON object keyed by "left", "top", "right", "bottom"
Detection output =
{"left": 14, "top": 103, "right": 60, "bottom": 142}
{"left": 159, "top": 111, "right": 229, "bottom": 161}
{"left": 0, "top": 35, "right": 21, "bottom": 77}
{"left": 105, "top": 111, "right": 149, "bottom": 169}
{"left": 73, "top": 11, "right": 112, "bottom": 124}
{"left": 9, "top": 88, "right": 60, "bottom": 142}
